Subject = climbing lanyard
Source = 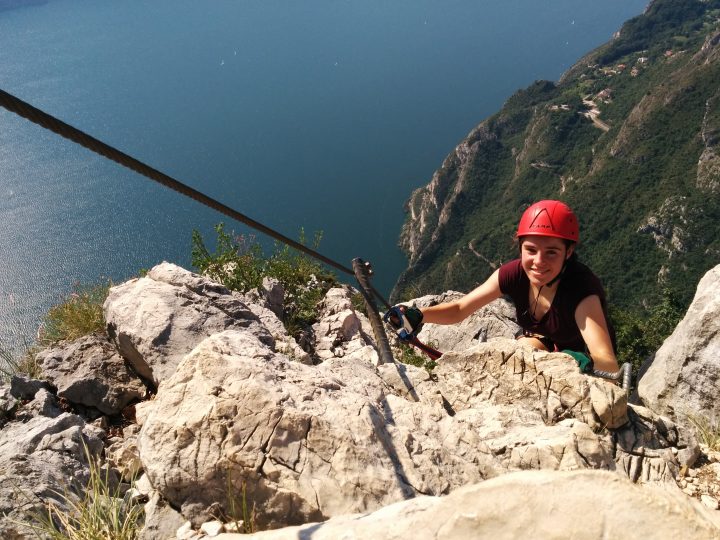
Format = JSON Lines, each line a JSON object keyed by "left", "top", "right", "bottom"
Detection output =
{"left": 354, "top": 259, "right": 442, "bottom": 362}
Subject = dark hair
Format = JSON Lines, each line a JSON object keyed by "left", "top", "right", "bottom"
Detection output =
{"left": 517, "top": 236, "right": 578, "bottom": 263}
{"left": 517, "top": 236, "right": 576, "bottom": 249}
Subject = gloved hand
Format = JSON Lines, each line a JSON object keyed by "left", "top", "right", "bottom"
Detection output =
{"left": 384, "top": 305, "right": 424, "bottom": 341}
{"left": 562, "top": 350, "right": 594, "bottom": 373}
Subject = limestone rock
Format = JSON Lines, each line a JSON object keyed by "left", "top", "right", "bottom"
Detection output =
{"left": 136, "top": 327, "right": 690, "bottom": 530}
{"left": 37, "top": 333, "right": 146, "bottom": 416}
{"left": 0, "top": 411, "right": 103, "bottom": 458}
{"left": 10, "top": 374, "right": 53, "bottom": 400}
{"left": 139, "top": 491, "right": 187, "bottom": 540}
{"left": 176, "top": 521, "right": 195, "bottom": 540}
{"left": 638, "top": 264, "right": 720, "bottom": 423}
{"left": 201, "top": 520, "right": 225, "bottom": 537}
{"left": 588, "top": 376, "right": 629, "bottom": 429}
{"left": 434, "top": 341, "right": 628, "bottom": 430}
{"left": 130, "top": 473, "right": 153, "bottom": 500}
{"left": 106, "top": 428, "right": 143, "bottom": 483}
{"left": 434, "top": 341, "right": 694, "bottom": 483}
{"left": 0, "top": 413, "right": 105, "bottom": 539}
{"left": 311, "top": 287, "right": 377, "bottom": 363}
{"left": 104, "top": 262, "right": 275, "bottom": 385}
{"left": 343, "top": 344, "right": 379, "bottom": 366}
{"left": 636, "top": 196, "right": 693, "bottom": 258}
{"left": 613, "top": 405, "right": 700, "bottom": 483}
{"left": 14, "top": 387, "right": 62, "bottom": 421}
{"left": 697, "top": 88, "right": 720, "bottom": 194}
{"left": 411, "top": 294, "right": 520, "bottom": 352}
{"left": 260, "top": 277, "right": 284, "bottom": 319}
{"left": 131, "top": 472, "right": 183, "bottom": 540}
{"left": 0, "top": 383, "right": 17, "bottom": 424}
{"left": 137, "top": 330, "right": 500, "bottom": 529}
{"left": 220, "top": 470, "right": 720, "bottom": 540}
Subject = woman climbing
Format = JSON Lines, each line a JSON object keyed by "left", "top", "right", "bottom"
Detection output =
{"left": 389, "top": 200, "right": 619, "bottom": 373}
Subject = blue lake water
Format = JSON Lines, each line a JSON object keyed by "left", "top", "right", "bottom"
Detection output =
{"left": 0, "top": 0, "right": 647, "bottom": 350}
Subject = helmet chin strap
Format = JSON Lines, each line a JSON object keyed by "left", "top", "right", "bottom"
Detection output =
{"left": 531, "top": 255, "right": 568, "bottom": 318}
{"left": 546, "top": 256, "right": 570, "bottom": 287}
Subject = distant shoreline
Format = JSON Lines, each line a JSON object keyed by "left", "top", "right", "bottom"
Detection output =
{"left": 0, "top": 0, "right": 49, "bottom": 12}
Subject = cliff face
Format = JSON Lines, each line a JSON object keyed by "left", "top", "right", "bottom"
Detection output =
{"left": 4, "top": 262, "right": 719, "bottom": 538}
{"left": 400, "top": 122, "right": 498, "bottom": 262}
{"left": 394, "top": 0, "right": 720, "bottom": 310}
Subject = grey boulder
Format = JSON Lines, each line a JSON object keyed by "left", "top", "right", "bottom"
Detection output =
{"left": 0, "top": 413, "right": 105, "bottom": 539}
{"left": 412, "top": 293, "right": 520, "bottom": 352}
{"left": 104, "top": 262, "right": 275, "bottom": 385}
{"left": 37, "top": 333, "right": 145, "bottom": 416}
{"left": 226, "top": 470, "right": 720, "bottom": 540}
{"left": 638, "top": 264, "right": 720, "bottom": 423}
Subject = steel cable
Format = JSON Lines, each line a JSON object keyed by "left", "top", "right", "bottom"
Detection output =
{"left": 0, "top": 88, "right": 356, "bottom": 277}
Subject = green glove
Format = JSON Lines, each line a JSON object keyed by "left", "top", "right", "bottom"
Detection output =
{"left": 562, "top": 350, "right": 594, "bottom": 373}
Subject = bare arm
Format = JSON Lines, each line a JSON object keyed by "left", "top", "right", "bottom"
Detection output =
{"left": 421, "top": 269, "right": 502, "bottom": 325}
{"left": 574, "top": 295, "right": 619, "bottom": 372}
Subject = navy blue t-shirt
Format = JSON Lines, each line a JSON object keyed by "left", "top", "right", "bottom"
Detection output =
{"left": 498, "top": 257, "right": 613, "bottom": 352}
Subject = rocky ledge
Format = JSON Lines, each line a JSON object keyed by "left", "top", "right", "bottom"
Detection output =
{"left": 1, "top": 262, "right": 719, "bottom": 539}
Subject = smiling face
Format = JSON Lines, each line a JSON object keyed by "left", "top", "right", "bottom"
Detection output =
{"left": 520, "top": 235, "right": 574, "bottom": 287}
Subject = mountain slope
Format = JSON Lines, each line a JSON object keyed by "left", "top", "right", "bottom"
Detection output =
{"left": 394, "top": 0, "right": 720, "bottom": 311}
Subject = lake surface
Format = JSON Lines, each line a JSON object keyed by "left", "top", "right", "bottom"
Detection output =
{"left": 0, "top": 0, "right": 647, "bottom": 350}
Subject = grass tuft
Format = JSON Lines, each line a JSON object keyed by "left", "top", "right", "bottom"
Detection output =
{"left": 27, "top": 450, "right": 143, "bottom": 540}
{"left": 223, "top": 477, "right": 256, "bottom": 534}
{"left": 214, "top": 472, "right": 257, "bottom": 534}
{"left": 0, "top": 338, "right": 42, "bottom": 382}
{"left": 2, "top": 281, "right": 110, "bottom": 381}
{"left": 38, "top": 282, "right": 111, "bottom": 346}
{"left": 687, "top": 414, "right": 720, "bottom": 452}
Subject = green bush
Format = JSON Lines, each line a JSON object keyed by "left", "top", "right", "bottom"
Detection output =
{"left": 397, "top": 342, "right": 437, "bottom": 373}
{"left": 610, "top": 288, "right": 685, "bottom": 372}
{"left": 191, "top": 224, "right": 337, "bottom": 338}
{"left": 597, "top": 0, "right": 715, "bottom": 65}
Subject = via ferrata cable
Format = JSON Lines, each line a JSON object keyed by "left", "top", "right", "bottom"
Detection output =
{"left": 0, "top": 88, "right": 442, "bottom": 360}
{"left": 0, "top": 88, "right": 354, "bottom": 277}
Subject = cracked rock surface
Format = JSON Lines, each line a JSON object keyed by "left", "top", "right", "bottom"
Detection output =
{"left": 37, "top": 333, "right": 145, "bottom": 416}
{"left": 3, "top": 262, "right": 716, "bottom": 539}
{"left": 0, "top": 412, "right": 105, "bottom": 539}
{"left": 104, "top": 262, "right": 275, "bottom": 386}
{"left": 637, "top": 264, "right": 720, "bottom": 424}
{"left": 221, "top": 470, "right": 720, "bottom": 540}
{"left": 136, "top": 328, "right": 696, "bottom": 529}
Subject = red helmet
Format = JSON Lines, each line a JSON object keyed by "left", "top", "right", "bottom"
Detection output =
{"left": 516, "top": 200, "right": 579, "bottom": 242}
